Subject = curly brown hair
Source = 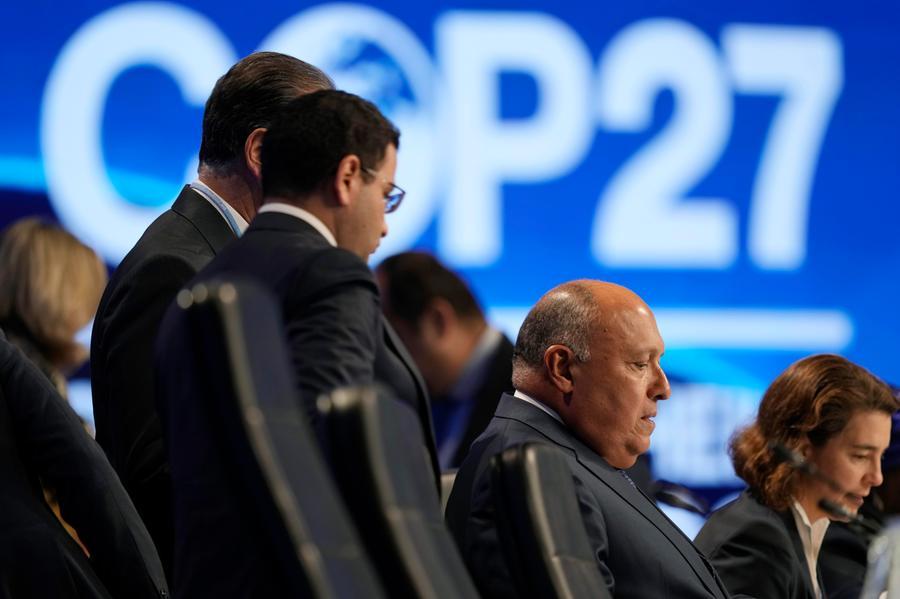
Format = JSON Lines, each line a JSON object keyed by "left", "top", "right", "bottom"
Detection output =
{"left": 731, "top": 354, "right": 897, "bottom": 510}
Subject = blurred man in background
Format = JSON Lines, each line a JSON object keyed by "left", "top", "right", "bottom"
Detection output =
{"left": 376, "top": 251, "right": 513, "bottom": 469}
{"left": 90, "top": 52, "right": 333, "bottom": 578}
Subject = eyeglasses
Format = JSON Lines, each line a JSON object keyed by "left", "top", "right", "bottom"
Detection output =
{"left": 363, "top": 167, "right": 405, "bottom": 214}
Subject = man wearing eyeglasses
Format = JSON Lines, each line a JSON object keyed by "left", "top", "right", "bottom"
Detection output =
{"left": 163, "top": 90, "right": 438, "bottom": 487}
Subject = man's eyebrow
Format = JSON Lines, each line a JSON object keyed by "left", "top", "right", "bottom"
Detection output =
{"left": 636, "top": 346, "right": 663, "bottom": 356}
{"left": 851, "top": 444, "right": 880, "bottom": 451}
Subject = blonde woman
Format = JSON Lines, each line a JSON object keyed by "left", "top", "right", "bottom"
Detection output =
{"left": 0, "top": 218, "right": 107, "bottom": 552}
{"left": 0, "top": 218, "right": 107, "bottom": 398}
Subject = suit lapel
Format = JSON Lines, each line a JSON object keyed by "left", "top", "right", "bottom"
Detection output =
{"left": 170, "top": 186, "right": 236, "bottom": 253}
{"left": 572, "top": 443, "right": 725, "bottom": 597}
{"left": 383, "top": 318, "right": 440, "bottom": 478}
{"left": 778, "top": 510, "right": 818, "bottom": 599}
{"left": 496, "top": 395, "right": 726, "bottom": 598}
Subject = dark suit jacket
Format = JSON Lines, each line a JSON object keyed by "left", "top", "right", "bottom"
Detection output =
{"left": 187, "top": 211, "right": 437, "bottom": 467}
{"left": 820, "top": 520, "right": 868, "bottom": 599}
{"left": 446, "top": 393, "right": 729, "bottom": 599}
{"left": 447, "top": 333, "right": 514, "bottom": 468}
{"left": 695, "top": 489, "right": 821, "bottom": 599}
{"left": 0, "top": 334, "right": 167, "bottom": 599}
{"left": 90, "top": 186, "right": 236, "bottom": 577}
{"left": 158, "top": 211, "right": 439, "bottom": 597}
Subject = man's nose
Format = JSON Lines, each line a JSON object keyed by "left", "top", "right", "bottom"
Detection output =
{"left": 652, "top": 364, "right": 671, "bottom": 401}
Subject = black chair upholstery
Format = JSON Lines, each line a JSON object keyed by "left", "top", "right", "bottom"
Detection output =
{"left": 490, "top": 443, "right": 613, "bottom": 599}
{"left": 160, "top": 279, "right": 385, "bottom": 598}
{"left": 318, "top": 386, "right": 479, "bottom": 599}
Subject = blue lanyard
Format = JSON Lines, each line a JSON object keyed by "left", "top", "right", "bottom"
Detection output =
{"left": 189, "top": 181, "right": 242, "bottom": 237}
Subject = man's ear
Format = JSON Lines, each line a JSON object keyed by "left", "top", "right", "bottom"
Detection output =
{"left": 544, "top": 345, "right": 576, "bottom": 395}
{"left": 419, "top": 298, "right": 456, "bottom": 342}
{"left": 244, "top": 127, "right": 266, "bottom": 180}
{"left": 333, "top": 154, "right": 362, "bottom": 207}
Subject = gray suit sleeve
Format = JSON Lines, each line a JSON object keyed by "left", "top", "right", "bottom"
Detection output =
{"left": 571, "top": 471, "right": 616, "bottom": 594}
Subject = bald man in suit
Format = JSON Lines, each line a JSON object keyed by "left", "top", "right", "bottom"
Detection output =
{"left": 446, "top": 280, "right": 729, "bottom": 598}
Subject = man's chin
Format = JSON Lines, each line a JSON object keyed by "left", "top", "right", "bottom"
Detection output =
{"left": 634, "top": 436, "right": 652, "bottom": 456}
{"left": 608, "top": 450, "right": 641, "bottom": 470}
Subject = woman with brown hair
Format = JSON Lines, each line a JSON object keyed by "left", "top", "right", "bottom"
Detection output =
{"left": 695, "top": 354, "right": 897, "bottom": 599}
{"left": 0, "top": 217, "right": 107, "bottom": 398}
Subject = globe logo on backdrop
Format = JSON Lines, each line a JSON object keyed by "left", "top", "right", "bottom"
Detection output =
{"left": 261, "top": 4, "right": 445, "bottom": 262}
{"left": 40, "top": 2, "right": 442, "bottom": 265}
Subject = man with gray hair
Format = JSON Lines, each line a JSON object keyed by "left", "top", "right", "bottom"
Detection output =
{"left": 445, "top": 280, "right": 730, "bottom": 598}
{"left": 91, "top": 52, "right": 334, "bottom": 579}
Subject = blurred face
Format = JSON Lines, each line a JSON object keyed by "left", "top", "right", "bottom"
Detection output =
{"left": 382, "top": 316, "right": 444, "bottom": 395}
{"left": 801, "top": 409, "right": 890, "bottom": 520}
{"left": 375, "top": 275, "right": 463, "bottom": 398}
{"left": 345, "top": 144, "right": 395, "bottom": 259}
{"left": 566, "top": 302, "right": 671, "bottom": 468}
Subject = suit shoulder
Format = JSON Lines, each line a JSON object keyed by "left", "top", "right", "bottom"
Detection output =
{"left": 465, "top": 413, "right": 568, "bottom": 473}
{"left": 709, "top": 492, "right": 787, "bottom": 527}
{"left": 480, "top": 411, "right": 546, "bottom": 444}
{"left": 293, "top": 245, "right": 378, "bottom": 292}
{"left": 310, "top": 244, "right": 374, "bottom": 276}
{"left": 118, "top": 209, "right": 217, "bottom": 272}
{"left": 94, "top": 250, "right": 202, "bottom": 348}
{"left": 103, "top": 250, "right": 200, "bottom": 306}
{"left": 105, "top": 206, "right": 221, "bottom": 288}
{"left": 696, "top": 492, "right": 792, "bottom": 555}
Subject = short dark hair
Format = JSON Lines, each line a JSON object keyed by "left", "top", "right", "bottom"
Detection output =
{"left": 512, "top": 281, "right": 598, "bottom": 376}
{"left": 377, "top": 252, "right": 482, "bottom": 327}
{"left": 731, "top": 354, "right": 898, "bottom": 511}
{"left": 261, "top": 90, "right": 400, "bottom": 199}
{"left": 198, "top": 52, "right": 334, "bottom": 170}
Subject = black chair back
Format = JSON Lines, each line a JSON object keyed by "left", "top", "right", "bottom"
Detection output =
{"left": 490, "top": 443, "right": 612, "bottom": 599}
{"left": 319, "top": 386, "right": 479, "bottom": 599}
{"left": 160, "top": 279, "right": 385, "bottom": 598}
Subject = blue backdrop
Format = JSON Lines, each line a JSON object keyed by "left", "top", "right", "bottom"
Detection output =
{"left": 3, "top": 0, "right": 899, "bottom": 506}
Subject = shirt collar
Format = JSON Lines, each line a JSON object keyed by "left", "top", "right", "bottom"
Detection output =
{"left": 258, "top": 202, "right": 338, "bottom": 247}
{"left": 513, "top": 389, "right": 564, "bottom": 424}
{"left": 190, "top": 180, "right": 249, "bottom": 234}
{"left": 790, "top": 499, "right": 830, "bottom": 598}
{"left": 791, "top": 499, "right": 830, "bottom": 533}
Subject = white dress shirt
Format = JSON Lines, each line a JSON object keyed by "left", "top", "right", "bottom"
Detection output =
{"left": 790, "top": 499, "right": 830, "bottom": 599}
{"left": 190, "top": 180, "right": 249, "bottom": 235}
{"left": 513, "top": 389, "right": 564, "bottom": 424}
{"left": 258, "top": 202, "right": 337, "bottom": 247}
